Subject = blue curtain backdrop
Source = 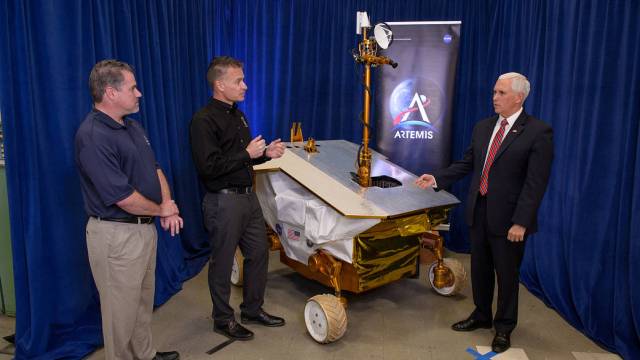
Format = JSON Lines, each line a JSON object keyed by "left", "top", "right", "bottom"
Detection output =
{"left": 0, "top": 0, "right": 638, "bottom": 358}
{"left": 0, "top": 1, "right": 212, "bottom": 358}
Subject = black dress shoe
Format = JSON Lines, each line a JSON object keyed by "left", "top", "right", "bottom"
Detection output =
{"left": 492, "top": 332, "right": 511, "bottom": 353}
{"left": 241, "top": 310, "right": 285, "bottom": 327}
{"left": 214, "top": 319, "right": 254, "bottom": 340}
{"left": 153, "top": 351, "right": 180, "bottom": 360}
{"left": 451, "top": 317, "right": 492, "bottom": 332}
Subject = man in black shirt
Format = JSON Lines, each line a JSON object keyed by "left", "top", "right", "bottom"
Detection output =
{"left": 190, "top": 56, "right": 286, "bottom": 341}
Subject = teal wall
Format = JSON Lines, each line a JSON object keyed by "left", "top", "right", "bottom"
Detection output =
{"left": 0, "top": 165, "right": 15, "bottom": 315}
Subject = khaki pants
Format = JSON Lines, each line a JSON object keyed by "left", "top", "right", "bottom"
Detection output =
{"left": 86, "top": 217, "right": 157, "bottom": 360}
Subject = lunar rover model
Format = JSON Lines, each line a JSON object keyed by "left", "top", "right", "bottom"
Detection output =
{"left": 232, "top": 139, "right": 466, "bottom": 344}
{"left": 232, "top": 12, "right": 466, "bottom": 343}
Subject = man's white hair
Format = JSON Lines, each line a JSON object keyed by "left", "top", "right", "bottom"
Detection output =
{"left": 499, "top": 72, "right": 530, "bottom": 100}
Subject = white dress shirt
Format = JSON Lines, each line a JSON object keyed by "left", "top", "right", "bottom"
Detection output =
{"left": 429, "top": 107, "right": 523, "bottom": 189}
{"left": 482, "top": 107, "right": 523, "bottom": 168}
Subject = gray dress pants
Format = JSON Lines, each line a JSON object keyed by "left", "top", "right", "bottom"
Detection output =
{"left": 202, "top": 192, "right": 269, "bottom": 325}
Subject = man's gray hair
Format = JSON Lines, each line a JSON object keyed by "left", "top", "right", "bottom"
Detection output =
{"left": 499, "top": 72, "right": 530, "bottom": 100}
{"left": 89, "top": 59, "right": 134, "bottom": 103}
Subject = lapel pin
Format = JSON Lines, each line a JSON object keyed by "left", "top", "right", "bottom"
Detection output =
{"left": 512, "top": 129, "right": 518, "bottom": 133}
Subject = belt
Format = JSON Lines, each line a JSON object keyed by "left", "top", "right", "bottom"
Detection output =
{"left": 213, "top": 186, "right": 253, "bottom": 194}
{"left": 93, "top": 216, "right": 155, "bottom": 224}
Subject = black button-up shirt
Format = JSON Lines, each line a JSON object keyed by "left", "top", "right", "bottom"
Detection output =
{"left": 190, "top": 98, "right": 269, "bottom": 192}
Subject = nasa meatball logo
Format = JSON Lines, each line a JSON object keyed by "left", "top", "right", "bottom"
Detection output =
{"left": 389, "top": 77, "right": 444, "bottom": 140}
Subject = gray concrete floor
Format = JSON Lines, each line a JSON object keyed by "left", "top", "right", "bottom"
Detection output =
{"left": 0, "top": 251, "right": 620, "bottom": 359}
{"left": 0, "top": 312, "right": 13, "bottom": 360}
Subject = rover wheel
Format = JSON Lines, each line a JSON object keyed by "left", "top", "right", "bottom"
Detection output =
{"left": 304, "top": 294, "right": 347, "bottom": 343}
{"left": 231, "top": 247, "right": 244, "bottom": 287}
{"left": 428, "top": 258, "right": 467, "bottom": 296}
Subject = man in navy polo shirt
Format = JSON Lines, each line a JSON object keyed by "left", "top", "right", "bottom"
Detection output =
{"left": 75, "top": 59, "right": 182, "bottom": 360}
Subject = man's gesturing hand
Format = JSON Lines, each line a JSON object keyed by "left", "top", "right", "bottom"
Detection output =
{"left": 265, "top": 139, "right": 285, "bottom": 159}
{"left": 415, "top": 174, "right": 436, "bottom": 189}
{"left": 246, "top": 135, "right": 267, "bottom": 159}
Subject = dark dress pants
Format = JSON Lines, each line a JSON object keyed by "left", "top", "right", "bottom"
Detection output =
{"left": 469, "top": 195, "right": 526, "bottom": 333}
{"left": 202, "top": 192, "right": 269, "bottom": 325}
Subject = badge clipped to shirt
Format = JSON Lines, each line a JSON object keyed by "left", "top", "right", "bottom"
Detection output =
{"left": 240, "top": 116, "right": 248, "bottom": 128}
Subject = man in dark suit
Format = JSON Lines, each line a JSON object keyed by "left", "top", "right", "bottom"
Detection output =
{"left": 416, "top": 72, "right": 554, "bottom": 353}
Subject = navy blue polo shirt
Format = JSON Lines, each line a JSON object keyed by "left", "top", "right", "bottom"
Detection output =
{"left": 75, "top": 109, "right": 162, "bottom": 218}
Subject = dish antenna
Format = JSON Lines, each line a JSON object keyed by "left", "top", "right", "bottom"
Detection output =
{"left": 352, "top": 12, "right": 398, "bottom": 187}
{"left": 373, "top": 23, "right": 393, "bottom": 49}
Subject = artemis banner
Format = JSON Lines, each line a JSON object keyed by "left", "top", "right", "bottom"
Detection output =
{"left": 375, "top": 21, "right": 461, "bottom": 175}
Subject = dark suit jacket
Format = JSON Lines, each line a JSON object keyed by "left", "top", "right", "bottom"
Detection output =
{"left": 433, "top": 111, "right": 554, "bottom": 236}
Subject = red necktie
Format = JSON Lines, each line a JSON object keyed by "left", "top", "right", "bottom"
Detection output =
{"left": 479, "top": 119, "right": 508, "bottom": 195}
